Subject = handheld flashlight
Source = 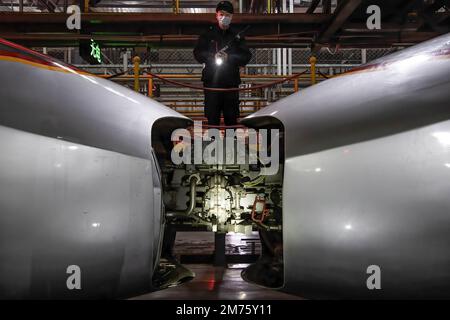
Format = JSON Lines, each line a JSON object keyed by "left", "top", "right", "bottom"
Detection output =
{"left": 215, "top": 57, "right": 224, "bottom": 66}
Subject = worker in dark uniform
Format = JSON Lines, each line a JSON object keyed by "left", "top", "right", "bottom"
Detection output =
{"left": 193, "top": 1, "right": 252, "bottom": 126}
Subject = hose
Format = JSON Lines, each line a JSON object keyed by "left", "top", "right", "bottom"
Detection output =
{"left": 254, "top": 221, "right": 282, "bottom": 232}
{"left": 166, "top": 212, "right": 210, "bottom": 224}
{"left": 164, "top": 175, "right": 199, "bottom": 219}
{"left": 242, "top": 175, "right": 265, "bottom": 187}
{"left": 184, "top": 175, "right": 199, "bottom": 216}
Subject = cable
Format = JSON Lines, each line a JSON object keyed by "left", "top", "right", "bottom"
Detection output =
{"left": 317, "top": 70, "right": 330, "bottom": 79}
{"left": 326, "top": 44, "right": 340, "bottom": 55}
{"left": 105, "top": 70, "right": 128, "bottom": 79}
{"left": 142, "top": 69, "right": 307, "bottom": 92}
{"left": 243, "top": 175, "right": 265, "bottom": 187}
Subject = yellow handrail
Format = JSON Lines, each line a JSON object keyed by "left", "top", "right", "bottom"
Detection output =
{"left": 309, "top": 56, "right": 317, "bottom": 85}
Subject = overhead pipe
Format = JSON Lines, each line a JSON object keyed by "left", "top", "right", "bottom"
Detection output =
{"left": 0, "top": 13, "right": 331, "bottom": 24}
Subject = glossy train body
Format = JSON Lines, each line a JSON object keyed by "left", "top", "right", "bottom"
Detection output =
{"left": 242, "top": 33, "right": 450, "bottom": 299}
{"left": 0, "top": 38, "right": 189, "bottom": 299}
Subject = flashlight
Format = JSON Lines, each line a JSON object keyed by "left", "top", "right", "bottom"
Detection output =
{"left": 215, "top": 57, "right": 224, "bottom": 66}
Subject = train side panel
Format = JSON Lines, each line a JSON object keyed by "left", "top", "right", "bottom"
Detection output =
{"left": 283, "top": 119, "right": 450, "bottom": 298}
{"left": 0, "top": 39, "right": 189, "bottom": 299}
{"left": 243, "top": 33, "right": 450, "bottom": 298}
{"left": 0, "top": 125, "right": 156, "bottom": 298}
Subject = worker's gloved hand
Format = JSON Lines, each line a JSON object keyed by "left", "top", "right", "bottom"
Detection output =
{"left": 217, "top": 51, "right": 228, "bottom": 60}
{"left": 214, "top": 51, "right": 228, "bottom": 65}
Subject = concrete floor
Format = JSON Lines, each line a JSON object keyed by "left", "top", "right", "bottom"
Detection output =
{"left": 132, "top": 264, "right": 301, "bottom": 300}
{"left": 172, "top": 231, "right": 261, "bottom": 257}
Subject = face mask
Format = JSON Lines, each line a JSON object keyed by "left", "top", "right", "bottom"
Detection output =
{"left": 218, "top": 15, "right": 232, "bottom": 28}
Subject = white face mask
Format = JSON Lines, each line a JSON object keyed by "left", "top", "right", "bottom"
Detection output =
{"left": 218, "top": 15, "right": 232, "bottom": 28}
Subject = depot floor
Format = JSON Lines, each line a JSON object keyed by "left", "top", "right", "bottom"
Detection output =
{"left": 131, "top": 231, "right": 300, "bottom": 300}
{"left": 131, "top": 264, "right": 301, "bottom": 300}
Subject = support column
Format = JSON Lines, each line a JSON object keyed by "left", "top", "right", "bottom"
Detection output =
{"left": 123, "top": 51, "right": 129, "bottom": 72}
{"left": 361, "top": 48, "right": 367, "bottom": 64}
{"left": 277, "top": 48, "right": 282, "bottom": 75}
{"left": 288, "top": 0, "right": 293, "bottom": 75}
{"left": 133, "top": 56, "right": 141, "bottom": 92}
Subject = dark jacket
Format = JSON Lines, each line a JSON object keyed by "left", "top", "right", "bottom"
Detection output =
{"left": 193, "top": 25, "right": 252, "bottom": 88}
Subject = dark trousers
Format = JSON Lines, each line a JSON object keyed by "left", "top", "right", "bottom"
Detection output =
{"left": 204, "top": 89, "right": 240, "bottom": 126}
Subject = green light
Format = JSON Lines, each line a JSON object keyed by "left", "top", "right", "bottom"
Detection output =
{"left": 90, "top": 39, "right": 102, "bottom": 64}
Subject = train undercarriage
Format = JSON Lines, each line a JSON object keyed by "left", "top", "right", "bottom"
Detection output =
{"left": 151, "top": 119, "right": 285, "bottom": 290}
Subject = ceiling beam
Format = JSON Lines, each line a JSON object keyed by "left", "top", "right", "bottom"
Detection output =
{"left": 0, "top": 30, "right": 440, "bottom": 48}
{"left": 0, "top": 9, "right": 444, "bottom": 49}
{"left": 313, "top": 0, "right": 361, "bottom": 52}
{"left": 389, "top": 0, "right": 421, "bottom": 24}
{"left": 342, "top": 21, "right": 421, "bottom": 33}
{"left": 419, "top": 10, "right": 449, "bottom": 32}
{"left": 0, "top": 12, "right": 330, "bottom": 24}
{"left": 323, "top": 0, "right": 331, "bottom": 14}
{"left": 416, "top": 0, "right": 449, "bottom": 31}
{"left": 1, "top": 2, "right": 221, "bottom": 9}
{"left": 306, "top": 0, "right": 321, "bottom": 14}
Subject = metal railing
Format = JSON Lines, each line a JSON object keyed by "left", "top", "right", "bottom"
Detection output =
{"left": 95, "top": 55, "right": 333, "bottom": 119}
{"left": 104, "top": 73, "right": 311, "bottom": 118}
